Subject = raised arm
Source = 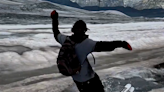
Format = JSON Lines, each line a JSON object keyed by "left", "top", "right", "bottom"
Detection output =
{"left": 94, "top": 41, "right": 132, "bottom": 52}
{"left": 51, "top": 10, "right": 60, "bottom": 42}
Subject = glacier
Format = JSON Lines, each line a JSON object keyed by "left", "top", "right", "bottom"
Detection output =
{"left": 0, "top": 0, "right": 164, "bottom": 92}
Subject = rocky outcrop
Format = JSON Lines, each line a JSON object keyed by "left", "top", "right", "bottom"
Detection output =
{"left": 70, "top": 0, "right": 164, "bottom": 10}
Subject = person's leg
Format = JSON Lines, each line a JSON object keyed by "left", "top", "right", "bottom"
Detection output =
{"left": 74, "top": 73, "right": 104, "bottom": 92}
{"left": 74, "top": 80, "right": 88, "bottom": 92}
{"left": 89, "top": 73, "right": 105, "bottom": 92}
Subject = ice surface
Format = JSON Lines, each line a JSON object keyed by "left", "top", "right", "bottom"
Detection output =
{"left": 1, "top": 22, "right": 164, "bottom": 72}
{"left": 91, "top": 10, "right": 130, "bottom": 17}
{"left": 0, "top": 25, "right": 52, "bottom": 30}
{"left": 1, "top": 62, "right": 164, "bottom": 92}
{"left": 0, "top": 0, "right": 22, "bottom": 5}
{"left": 0, "top": 0, "right": 164, "bottom": 91}
{"left": 148, "top": 88, "right": 164, "bottom": 92}
{"left": 0, "top": 32, "right": 11, "bottom": 35}
{"left": 1, "top": 22, "right": 164, "bottom": 48}
{"left": 0, "top": 76, "right": 73, "bottom": 92}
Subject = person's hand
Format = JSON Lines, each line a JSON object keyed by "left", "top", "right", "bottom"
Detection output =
{"left": 51, "top": 10, "right": 58, "bottom": 19}
{"left": 122, "top": 41, "right": 132, "bottom": 51}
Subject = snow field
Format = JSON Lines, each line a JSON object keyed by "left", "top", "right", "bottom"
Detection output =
{"left": 0, "top": 22, "right": 164, "bottom": 72}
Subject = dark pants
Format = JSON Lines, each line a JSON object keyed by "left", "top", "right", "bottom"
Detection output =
{"left": 74, "top": 73, "right": 105, "bottom": 92}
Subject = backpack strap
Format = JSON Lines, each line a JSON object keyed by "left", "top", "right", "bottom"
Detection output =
{"left": 82, "top": 53, "right": 95, "bottom": 66}
{"left": 91, "top": 53, "right": 96, "bottom": 64}
{"left": 67, "top": 36, "right": 96, "bottom": 65}
{"left": 66, "top": 36, "right": 76, "bottom": 45}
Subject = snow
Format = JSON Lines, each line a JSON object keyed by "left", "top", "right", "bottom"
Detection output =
{"left": 0, "top": 0, "right": 22, "bottom": 5}
{"left": 22, "top": 50, "right": 57, "bottom": 64}
{"left": 1, "top": 57, "right": 164, "bottom": 92}
{"left": 1, "top": 0, "right": 164, "bottom": 91}
{"left": 0, "top": 24, "right": 52, "bottom": 30}
{"left": 0, "top": 19, "right": 164, "bottom": 91}
{"left": 96, "top": 57, "right": 164, "bottom": 85}
{"left": 148, "top": 88, "right": 164, "bottom": 92}
{"left": 0, "top": 32, "right": 11, "bottom": 35}
{"left": 0, "top": 73, "right": 70, "bottom": 92}
{"left": 0, "top": 52, "right": 23, "bottom": 65}
{"left": 0, "top": 22, "right": 164, "bottom": 72}
{"left": 0, "top": 73, "right": 62, "bottom": 90}
{"left": 92, "top": 10, "right": 130, "bottom": 17}
{"left": 1, "top": 77, "right": 73, "bottom": 92}
{"left": 1, "top": 22, "right": 164, "bottom": 47}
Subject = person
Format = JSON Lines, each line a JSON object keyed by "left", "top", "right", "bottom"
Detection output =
{"left": 51, "top": 10, "right": 132, "bottom": 92}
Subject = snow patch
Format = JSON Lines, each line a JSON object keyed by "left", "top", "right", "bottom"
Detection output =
{"left": 148, "top": 88, "right": 164, "bottom": 92}
{"left": 0, "top": 32, "right": 12, "bottom": 35}
{"left": 0, "top": 0, "right": 22, "bottom": 5}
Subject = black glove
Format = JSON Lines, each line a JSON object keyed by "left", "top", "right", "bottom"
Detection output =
{"left": 51, "top": 10, "right": 58, "bottom": 19}
{"left": 121, "top": 41, "right": 132, "bottom": 51}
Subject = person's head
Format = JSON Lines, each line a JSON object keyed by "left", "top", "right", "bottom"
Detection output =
{"left": 71, "top": 20, "right": 88, "bottom": 36}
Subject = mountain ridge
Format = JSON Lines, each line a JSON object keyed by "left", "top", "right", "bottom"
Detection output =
{"left": 70, "top": 0, "right": 164, "bottom": 10}
{"left": 46, "top": 0, "right": 164, "bottom": 17}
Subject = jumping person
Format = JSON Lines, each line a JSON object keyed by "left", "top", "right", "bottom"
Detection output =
{"left": 51, "top": 10, "right": 132, "bottom": 92}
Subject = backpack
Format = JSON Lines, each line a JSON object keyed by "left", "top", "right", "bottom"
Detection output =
{"left": 57, "top": 36, "right": 95, "bottom": 76}
{"left": 57, "top": 36, "right": 81, "bottom": 76}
